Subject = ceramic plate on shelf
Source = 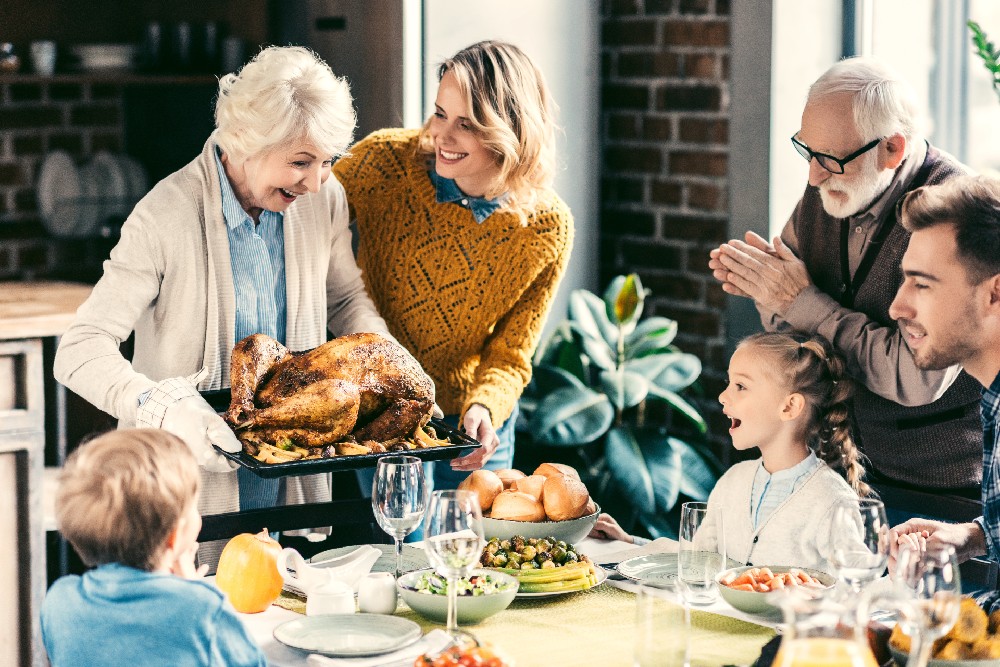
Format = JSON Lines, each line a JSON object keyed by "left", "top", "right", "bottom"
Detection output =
{"left": 74, "top": 161, "right": 101, "bottom": 238}
{"left": 91, "top": 151, "right": 129, "bottom": 216}
{"left": 515, "top": 564, "right": 609, "bottom": 598}
{"left": 273, "top": 613, "right": 421, "bottom": 657}
{"left": 117, "top": 153, "right": 149, "bottom": 206}
{"left": 310, "top": 543, "right": 428, "bottom": 576}
{"left": 37, "top": 150, "right": 82, "bottom": 238}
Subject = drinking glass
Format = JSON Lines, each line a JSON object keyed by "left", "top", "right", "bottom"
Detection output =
{"left": 372, "top": 455, "right": 426, "bottom": 579}
{"left": 828, "top": 498, "right": 889, "bottom": 593}
{"left": 424, "top": 490, "right": 485, "bottom": 637}
{"left": 634, "top": 583, "right": 690, "bottom": 666}
{"left": 895, "top": 543, "right": 962, "bottom": 667}
{"left": 678, "top": 501, "right": 726, "bottom": 605}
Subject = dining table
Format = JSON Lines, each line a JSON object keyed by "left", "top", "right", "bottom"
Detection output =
{"left": 232, "top": 536, "right": 779, "bottom": 667}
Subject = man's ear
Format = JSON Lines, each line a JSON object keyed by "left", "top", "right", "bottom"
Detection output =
{"left": 987, "top": 274, "right": 1000, "bottom": 308}
{"left": 781, "top": 393, "right": 806, "bottom": 421}
{"left": 881, "top": 132, "right": 907, "bottom": 170}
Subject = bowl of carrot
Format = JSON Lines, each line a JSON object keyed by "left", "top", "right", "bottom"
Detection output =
{"left": 715, "top": 565, "right": 835, "bottom": 616}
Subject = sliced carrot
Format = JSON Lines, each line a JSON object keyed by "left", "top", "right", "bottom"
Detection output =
{"left": 732, "top": 583, "right": 754, "bottom": 592}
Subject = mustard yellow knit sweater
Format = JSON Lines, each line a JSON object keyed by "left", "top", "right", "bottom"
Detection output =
{"left": 334, "top": 129, "right": 574, "bottom": 426}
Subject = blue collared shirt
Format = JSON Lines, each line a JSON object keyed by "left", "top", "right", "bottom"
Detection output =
{"left": 750, "top": 451, "right": 822, "bottom": 529}
{"left": 214, "top": 147, "right": 287, "bottom": 345}
{"left": 976, "top": 372, "right": 1000, "bottom": 562}
{"left": 429, "top": 170, "right": 505, "bottom": 223}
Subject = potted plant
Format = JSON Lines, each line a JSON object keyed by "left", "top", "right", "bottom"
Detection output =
{"left": 517, "top": 274, "right": 721, "bottom": 539}
{"left": 969, "top": 20, "right": 1000, "bottom": 103}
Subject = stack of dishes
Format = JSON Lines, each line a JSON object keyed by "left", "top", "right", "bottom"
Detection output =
{"left": 71, "top": 44, "right": 137, "bottom": 71}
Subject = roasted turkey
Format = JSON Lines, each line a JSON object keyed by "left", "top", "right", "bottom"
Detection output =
{"left": 225, "top": 332, "right": 435, "bottom": 444}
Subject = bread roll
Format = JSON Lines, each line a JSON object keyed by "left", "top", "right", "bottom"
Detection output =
{"left": 542, "top": 475, "right": 590, "bottom": 521}
{"left": 510, "top": 474, "right": 546, "bottom": 500}
{"left": 458, "top": 470, "right": 503, "bottom": 511}
{"left": 490, "top": 490, "right": 546, "bottom": 522}
{"left": 495, "top": 468, "right": 526, "bottom": 490}
{"left": 533, "top": 462, "right": 581, "bottom": 481}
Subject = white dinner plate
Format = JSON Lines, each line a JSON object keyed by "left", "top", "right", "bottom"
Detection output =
{"left": 273, "top": 613, "right": 421, "bottom": 657}
{"left": 91, "top": 151, "right": 129, "bottom": 216}
{"left": 310, "top": 543, "right": 429, "bottom": 576}
{"left": 515, "top": 563, "right": 609, "bottom": 598}
{"left": 617, "top": 553, "right": 679, "bottom": 587}
{"left": 37, "top": 150, "right": 82, "bottom": 237}
{"left": 117, "top": 153, "right": 149, "bottom": 207}
{"left": 75, "top": 161, "right": 102, "bottom": 237}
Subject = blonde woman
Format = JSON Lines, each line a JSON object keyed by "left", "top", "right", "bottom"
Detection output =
{"left": 335, "top": 40, "right": 574, "bottom": 490}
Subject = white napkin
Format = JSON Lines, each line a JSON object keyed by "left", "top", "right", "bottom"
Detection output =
{"left": 597, "top": 537, "right": 678, "bottom": 566}
{"left": 306, "top": 629, "right": 451, "bottom": 667}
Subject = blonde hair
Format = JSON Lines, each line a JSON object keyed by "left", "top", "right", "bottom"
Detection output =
{"left": 418, "top": 40, "right": 558, "bottom": 223}
{"left": 55, "top": 429, "right": 200, "bottom": 571}
{"left": 740, "top": 332, "right": 871, "bottom": 497}
{"left": 215, "top": 45, "right": 356, "bottom": 163}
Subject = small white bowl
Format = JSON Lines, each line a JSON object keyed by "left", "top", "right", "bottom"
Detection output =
{"left": 397, "top": 568, "right": 518, "bottom": 624}
{"left": 482, "top": 503, "right": 601, "bottom": 545}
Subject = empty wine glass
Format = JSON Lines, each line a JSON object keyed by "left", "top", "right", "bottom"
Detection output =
{"left": 372, "top": 455, "right": 426, "bottom": 579}
{"left": 828, "top": 497, "right": 889, "bottom": 593}
{"left": 423, "top": 490, "right": 485, "bottom": 638}
{"left": 894, "top": 542, "right": 962, "bottom": 667}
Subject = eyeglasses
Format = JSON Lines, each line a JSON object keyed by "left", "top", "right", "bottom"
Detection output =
{"left": 790, "top": 135, "right": 882, "bottom": 175}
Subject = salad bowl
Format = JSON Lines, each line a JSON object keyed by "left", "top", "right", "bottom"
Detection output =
{"left": 397, "top": 568, "right": 518, "bottom": 624}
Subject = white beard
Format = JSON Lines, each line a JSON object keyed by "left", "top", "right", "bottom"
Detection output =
{"left": 818, "top": 154, "right": 896, "bottom": 218}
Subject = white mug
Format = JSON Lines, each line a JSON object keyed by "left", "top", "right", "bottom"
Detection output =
{"left": 357, "top": 572, "right": 398, "bottom": 614}
{"left": 305, "top": 580, "right": 355, "bottom": 616}
{"left": 30, "top": 41, "right": 56, "bottom": 76}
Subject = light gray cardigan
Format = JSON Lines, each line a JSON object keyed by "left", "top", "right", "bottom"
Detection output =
{"left": 54, "top": 135, "right": 390, "bottom": 520}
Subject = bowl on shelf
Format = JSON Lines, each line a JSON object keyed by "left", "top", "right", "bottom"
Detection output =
{"left": 397, "top": 568, "right": 518, "bottom": 624}
{"left": 715, "top": 565, "right": 835, "bottom": 617}
{"left": 481, "top": 503, "right": 600, "bottom": 545}
{"left": 71, "top": 43, "right": 137, "bottom": 71}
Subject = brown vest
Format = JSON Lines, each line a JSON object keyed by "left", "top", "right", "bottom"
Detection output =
{"left": 796, "top": 146, "right": 982, "bottom": 489}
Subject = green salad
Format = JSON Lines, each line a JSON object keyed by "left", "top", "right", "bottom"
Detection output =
{"left": 410, "top": 571, "right": 513, "bottom": 596}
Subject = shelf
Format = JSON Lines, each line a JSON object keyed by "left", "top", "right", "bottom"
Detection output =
{"left": 0, "top": 71, "right": 219, "bottom": 85}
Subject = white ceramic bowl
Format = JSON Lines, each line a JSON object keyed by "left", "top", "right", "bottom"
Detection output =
{"left": 397, "top": 568, "right": 518, "bottom": 624}
{"left": 482, "top": 503, "right": 600, "bottom": 545}
{"left": 715, "top": 565, "right": 835, "bottom": 617}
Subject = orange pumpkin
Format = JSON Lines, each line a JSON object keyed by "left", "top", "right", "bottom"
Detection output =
{"left": 215, "top": 528, "right": 283, "bottom": 613}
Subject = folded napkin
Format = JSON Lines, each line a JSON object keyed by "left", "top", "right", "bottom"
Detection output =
{"left": 306, "top": 629, "right": 451, "bottom": 667}
{"left": 597, "top": 537, "right": 678, "bottom": 566}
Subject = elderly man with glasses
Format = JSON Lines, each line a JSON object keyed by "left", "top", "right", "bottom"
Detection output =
{"left": 710, "top": 57, "right": 982, "bottom": 504}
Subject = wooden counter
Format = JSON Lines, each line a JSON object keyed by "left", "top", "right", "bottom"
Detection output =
{"left": 0, "top": 281, "right": 92, "bottom": 340}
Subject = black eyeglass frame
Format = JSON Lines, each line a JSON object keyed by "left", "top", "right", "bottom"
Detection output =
{"left": 790, "top": 135, "right": 882, "bottom": 175}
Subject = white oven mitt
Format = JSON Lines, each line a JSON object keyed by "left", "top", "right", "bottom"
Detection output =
{"left": 135, "top": 368, "right": 241, "bottom": 473}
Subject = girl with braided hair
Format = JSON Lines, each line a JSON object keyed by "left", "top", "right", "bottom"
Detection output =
{"left": 592, "top": 330, "right": 869, "bottom": 574}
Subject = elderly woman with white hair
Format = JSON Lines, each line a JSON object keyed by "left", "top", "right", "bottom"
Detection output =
{"left": 54, "top": 46, "right": 391, "bottom": 550}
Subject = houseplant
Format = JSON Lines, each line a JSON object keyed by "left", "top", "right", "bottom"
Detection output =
{"left": 518, "top": 274, "right": 721, "bottom": 538}
{"left": 969, "top": 20, "right": 1000, "bottom": 103}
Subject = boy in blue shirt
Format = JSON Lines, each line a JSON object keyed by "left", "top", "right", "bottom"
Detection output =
{"left": 41, "top": 428, "right": 266, "bottom": 666}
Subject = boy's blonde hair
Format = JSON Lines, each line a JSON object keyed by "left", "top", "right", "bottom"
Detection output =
{"left": 56, "top": 429, "right": 200, "bottom": 571}
{"left": 418, "top": 40, "right": 558, "bottom": 223}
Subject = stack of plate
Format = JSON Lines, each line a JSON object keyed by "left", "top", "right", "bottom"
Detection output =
{"left": 71, "top": 44, "right": 137, "bottom": 71}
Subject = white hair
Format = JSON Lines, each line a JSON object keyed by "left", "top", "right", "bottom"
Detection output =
{"left": 808, "top": 56, "right": 923, "bottom": 153}
{"left": 214, "top": 46, "right": 356, "bottom": 162}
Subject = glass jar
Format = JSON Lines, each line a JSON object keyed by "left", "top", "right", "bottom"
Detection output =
{"left": 0, "top": 43, "right": 20, "bottom": 73}
{"left": 773, "top": 591, "right": 882, "bottom": 667}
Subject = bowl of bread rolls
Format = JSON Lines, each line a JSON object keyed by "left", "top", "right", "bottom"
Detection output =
{"left": 461, "top": 463, "right": 600, "bottom": 545}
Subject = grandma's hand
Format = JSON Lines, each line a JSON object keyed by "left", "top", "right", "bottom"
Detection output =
{"left": 449, "top": 404, "right": 500, "bottom": 471}
{"left": 889, "top": 518, "right": 985, "bottom": 570}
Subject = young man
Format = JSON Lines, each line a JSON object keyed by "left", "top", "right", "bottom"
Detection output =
{"left": 886, "top": 175, "right": 1000, "bottom": 598}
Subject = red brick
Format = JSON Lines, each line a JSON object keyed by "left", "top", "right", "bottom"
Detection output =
{"left": 684, "top": 53, "right": 718, "bottom": 79}
{"left": 679, "top": 118, "right": 728, "bottom": 143}
{"left": 603, "top": 176, "right": 645, "bottom": 202}
{"left": 621, "top": 239, "right": 682, "bottom": 270}
{"left": 661, "top": 214, "right": 726, "bottom": 242}
{"left": 602, "top": 208, "right": 656, "bottom": 235}
{"left": 669, "top": 150, "right": 727, "bottom": 176}
{"left": 645, "top": 0, "right": 675, "bottom": 14}
{"left": 655, "top": 84, "right": 722, "bottom": 111}
{"left": 9, "top": 83, "right": 43, "bottom": 102}
{"left": 608, "top": 113, "right": 640, "bottom": 140}
{"left": 603, "top": 83, "right": 650, "bottom": 110}
{"left": 48, "top": 133, "right": 84, "bottom": 154}
{"left": 686, "top": 247, "right": 717, "bottom": 275}
{"left": 13, "top": 136, "right": 44, "bottom": 154}
{"left": 651, "top": 179, "right": 682, "bottom": 205}
{"left": 49, "top": 83, "right": 84, "bottom": 101}
{"left": 0, "top": 107, "right": 62, "bottom": 128}
{"left": 721, "top": 53, "right": 730, "bottom": 79}
{"left": 91, "top": 132, "right": 123, "bottom": 152}
{"left": 603, "top": 19, "right": 658, "bottom": 46}
{"left": 14, "top": 188, "right": 37, "bottom": 214}
{"left": 618, "top": 52, "right": 681, "bottom": 77}
{"left": 688, "top": 182, "right": 727, "bottom": 211}
{"left": 642, "top": 116, "right": 672, "bottom": 141}
{"left": 0, "top": 163, "right": 22, "bottom": 186}
{"left": 705, "top": 281, "right": 727, "bottom": 308}
{"left": 70, "top": 104, "right": 119, "bottom": 126}
{"left": 679, "top": 0, "right": 713, "bottom": 14}
{"left": 604, "top": 0, "right": 641, "bottom": 15}
{"left": 670, "top": 307, "right": 720, "bottom": 337}
{"left": 643, "top": 273, "right": 703, "bottom": 301}
{"left": 662, "top": 19, "right": 729, "bottom": 47}
{"left": 606, "top": 145, "right": 662, "bottom": 173}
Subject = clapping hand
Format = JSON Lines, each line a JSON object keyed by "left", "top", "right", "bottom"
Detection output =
{"left": 709, "top": 231, "right": 812, "bottom": 315}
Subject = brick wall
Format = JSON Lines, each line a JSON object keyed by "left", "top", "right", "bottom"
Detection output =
{"left": 0, "top": 78, "right": 124, "bottom": 281}
{"left": 600, "top": 0, "right": 732, "bottom": 453}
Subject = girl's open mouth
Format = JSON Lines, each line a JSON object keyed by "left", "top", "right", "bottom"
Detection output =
{"left": 730, "top": 417, "right": 742, "bottom": 430}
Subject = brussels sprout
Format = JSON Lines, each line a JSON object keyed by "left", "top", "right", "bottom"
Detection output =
{"left": 491, "top": 552, "right": 509, "bottom": 567}
{"left": 499, "top": 539, "right": 511, "bottom": 550}
{"left": 540, "top": 559, "right": 556, "bottom": 569}
{"left": 564, "top": 550, "right": 579, "bottom": 563}
{"left": 506, "top": 553, "right": 522, "bottom": 567}
{"left": 511, "top": 536, "right": 526, "bottom": 551}
{"left": 551, "top": 546, "right": 567, "bottom": 563}
{"left": 535, "top": 551, "right": 552, "bottom": 565}
{"left": 520, "top": 560, "right": 538, "bottom": 570}
{"left": 555, "top": 540, "right": 568, "bottom": 550}
{"left": 520, "top": 545, "right": 537, "bottom": 561}
{"left": 485, "top": 542, "right": 500, "bottom": 556}
{"left": 536, "top": 539, "right": 552, "bottom": 553}
{"left": 527, "top": 537, "right": 538, "bottom": 547}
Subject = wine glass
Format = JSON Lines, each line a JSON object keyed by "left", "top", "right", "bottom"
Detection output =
{"left": 372, "top": 455, "right": 426, "bottom": 579}
{"left": 828, "top": 497, "right": 890, "bottom": 593}
{"left": 894, "top": 542, "right": 962, "bottom": 667}
{"left": 423, "top": 490, "right": 485, "bottom": 638}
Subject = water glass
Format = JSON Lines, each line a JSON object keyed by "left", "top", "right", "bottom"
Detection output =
{"left": 678, "top": 501, "right": 725, "bottom": 605}
{"left": 634, "top": 583, "right": 690, "bottom": 667}
{"left": 829, "top": 498, "right": 889, "bottom": 592}
{"left": 895, "top": 542, "right": 962, "bottom": 667}
{"left": 424, "top": 490, "right": 485, "bottom": 637}
{"left": 372, "top": 455, "right": 426, "bottom": 579}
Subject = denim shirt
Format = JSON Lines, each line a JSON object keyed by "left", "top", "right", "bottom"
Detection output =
{"left": 750, "top": 451, "right": 822, "bottom": 529}
{"left": 976, "top": 372, "right": 1000, "bottom": 562}
{"left": 429, "top": 169, "right": 505, "bottom": 223}
{"left": 214, "top": 146, "right": 287, "bottom": 344}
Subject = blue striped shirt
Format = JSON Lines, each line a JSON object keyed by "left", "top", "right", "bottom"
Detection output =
{"left": 976, "top": 373, "right": 1000, "bottom": 563}
{"left": 750, "top": 451, "right": 821, "bottom": 529}
{"left": 214, "top": 147, "right": 287, "bottom": 345}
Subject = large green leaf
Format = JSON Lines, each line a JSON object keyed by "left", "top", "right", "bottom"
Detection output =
{"left": 532, "top": 364, "right": 586, "bottom": 394}
{"left": 579, "top": 334, "right": 616, "bottom": 372}
{"left": 528, "top": 386, "right": 614, "bottom": 446}
{"left": 605, "top": 425, "right": 656, "bottom": 510}
{"left": 625, "top": 317, "right": 678, "bottom": 358}
{"left": 645, "top": 384, "right": 708, "bottom": 433}
{"left": 673, "top": 438, "right": 721, "bottom": 500}
{"left": 598, "top": 369, "right": 649, "bottom": 410}
{"left": 627, "top": 352, "right": 702, "bottom": 392}
{"left": 569, "top": 289, "right": 619, "bottom": 349}
{"left": 603, "top": 274, "right": 645, "bottom": 331}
